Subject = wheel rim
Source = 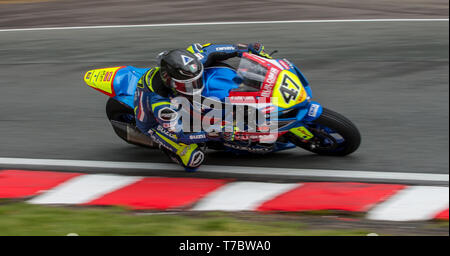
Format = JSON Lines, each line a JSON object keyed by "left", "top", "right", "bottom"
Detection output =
{"left": 306, "top": 124, "right": 346, "bottom": 152}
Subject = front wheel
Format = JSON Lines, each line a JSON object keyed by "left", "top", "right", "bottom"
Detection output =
{"left": 287, "top": 108, "right": 361, "bottom": 156}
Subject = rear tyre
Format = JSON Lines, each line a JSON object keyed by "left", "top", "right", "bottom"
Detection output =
{"left": 287, "top": 108, "right": 361, "bottom": 156}
{"left": 106, "top": 98, "right": 157, "bottom": 148}
{"left": 106, "top": 97, "right": 135, "bottom": 125}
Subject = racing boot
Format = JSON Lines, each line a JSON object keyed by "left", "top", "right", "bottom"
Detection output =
{"left": 159, "top": 144, "right": 205, "bottom": 172}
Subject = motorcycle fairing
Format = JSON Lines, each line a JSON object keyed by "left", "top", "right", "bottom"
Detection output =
{"left": 111, "top": 66, "right": 150, "bottom": 108}
{"left": 84, "top": 56, "right": 322, "bottom": 154}
{"left": 84, "top": 66, "right": 126, "bottom": 97}
{"left": 84, "top": 66, "right": 150, "bottom": 108}
{"left": 202, "top": 66, "right": 239, "bottom": 101}
{"left": 271, "top": 69, "right": 308, "bottom": 109}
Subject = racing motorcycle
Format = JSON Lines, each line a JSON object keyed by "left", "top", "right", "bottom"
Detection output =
{"left": 83, "top": 53, "right": 361, "bottom": 162}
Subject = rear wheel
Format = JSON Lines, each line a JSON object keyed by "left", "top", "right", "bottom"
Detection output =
{"left": 106, "top": 98, "right": 157, "bottom": 148}
{"left": 106, "top": 97, "right": 135, "bottom": 124}
{"left": 287, "top": 108, "right": 361, "bottom": 156}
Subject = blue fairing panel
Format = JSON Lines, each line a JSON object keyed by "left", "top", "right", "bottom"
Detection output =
{"left": 112, "top": 66, "right": 150, "bottom": 108}
{"left": 202, "top": 67, "right": 239, "bottom": 101}
{"left": 292, "top": 65, "right": 312, "bottom": 98}
{"left": 112, "top": 66, "right": 237, "bottom": 108}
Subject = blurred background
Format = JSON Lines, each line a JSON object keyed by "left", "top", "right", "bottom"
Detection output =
{"left": 0, "top": 0, "right": 448, "bottom": 236}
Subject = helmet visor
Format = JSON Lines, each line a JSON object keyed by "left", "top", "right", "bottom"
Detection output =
{"left": 170, "top": 67, "right": 204, "bottom": 95}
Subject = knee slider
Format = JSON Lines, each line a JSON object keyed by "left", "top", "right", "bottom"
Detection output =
{"left": 178, "top": 144, "right": 205, "bottom": 168}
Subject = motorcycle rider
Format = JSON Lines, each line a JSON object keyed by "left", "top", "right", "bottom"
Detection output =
{"left": 134, "top": 43, "right": 272, "bottom": 171}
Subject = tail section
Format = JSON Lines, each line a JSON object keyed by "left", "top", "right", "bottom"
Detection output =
{"left": 84, "top": 66, "right": 125, "bottom": 97}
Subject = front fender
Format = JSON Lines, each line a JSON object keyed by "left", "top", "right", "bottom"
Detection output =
{"left": 296, "top": 101, "right": 323, "bottom": 122}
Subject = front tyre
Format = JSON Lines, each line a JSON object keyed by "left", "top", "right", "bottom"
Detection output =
{"left": 288, "top": 108, "right": 361, "bottom": 156}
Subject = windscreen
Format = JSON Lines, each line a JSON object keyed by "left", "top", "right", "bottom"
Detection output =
{"left": 233, "top": 57, "right": 268, "bottom": 92}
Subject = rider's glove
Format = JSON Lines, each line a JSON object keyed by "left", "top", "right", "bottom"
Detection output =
{"left": 248, "top": 43, "right": 272, "bottom": 59}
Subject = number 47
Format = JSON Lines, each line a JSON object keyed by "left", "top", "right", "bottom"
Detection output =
{"left": 279, "top": 74, "right": 300, "bottom": 103}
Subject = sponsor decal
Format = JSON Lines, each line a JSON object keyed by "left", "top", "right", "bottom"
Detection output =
{"left": 266, "top": 68, "right": 278, "bottom": 84}
{"left": 158, "top": 107, "right": 178, "bottom": 121}
{"left": 278, "top": 60, "right": 291, "bottom": 70}
{"left": 179, "top": 146, "right": 188, "bottom": 156}
{"left": 296, "top": 126, "right": 314, "bottom": 140}
{"left": 156, "top": 125, "right": 178, "bottom": 139}
{"left": 85, "top": 72, "right": 92, "bottom": 80}
{"left": 237, "top": 43, "right": 248, "bottom": 49}
{"left": 308, "top": 103, "right": 320, "bottom": 118}
{"left": 94, "top": 72, "right": 101, "bottom": 82}
{"left": 233, "top": 133, "right": 274, "bottom": 142}
{"left": 189, "top": 134, "right": 206, "bottom": 140}
{"left": 190, "top": 151, "right": 204, "bottom": 167}
{"left": 181, "top": 55, "right": 194, "bottom": 65}
{"left": 282, "top": 58, "right": 294, "bottom": 68}
{"left": 194, "top": 53, "right": 204, "bottom": 60}
{"left": 229, "top": 96, "right": 257, "bottom": 104}
{"left": 261, "top": 68, "right": 280, "bottom": 97}
{"left": 257, "top": 125, "right": 271, "bottom": 132}
{"left": 215, "top": 46, "right": 235, "bottom": 51}
{"left": 193, "top": 43, "right": 203, "bottom": 52}
{"left": 223, "top": 142, "right": 273, "bottom": 153}
{"left": 259, "top": 133, "right": 278, "bottom": 143}
{"left": 189, "top": 64, "right": 198, "bottom": 73}
{"left": 99, "top": 70, "right": 106, "bottom": 82}
{"left": 262, "top": 105, "right": 275, "bottom": 114}
{"left": 103, "top": 71, "right": 113, "bottom": 82}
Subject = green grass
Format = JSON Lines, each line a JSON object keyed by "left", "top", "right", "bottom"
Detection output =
{"left": 0, "top": 201, "right": 371, "bottom": 236}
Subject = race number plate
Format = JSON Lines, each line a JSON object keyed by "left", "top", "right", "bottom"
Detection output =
{"left": 271, "top": 70, "right": 307, "bottom": 109}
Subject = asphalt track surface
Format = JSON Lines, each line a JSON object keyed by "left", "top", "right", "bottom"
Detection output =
{"left": 0, "top": 2, "right": 448, "bottom": 184}
{"left": 1, "top": 0, "right": 448, "bottom": 28}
